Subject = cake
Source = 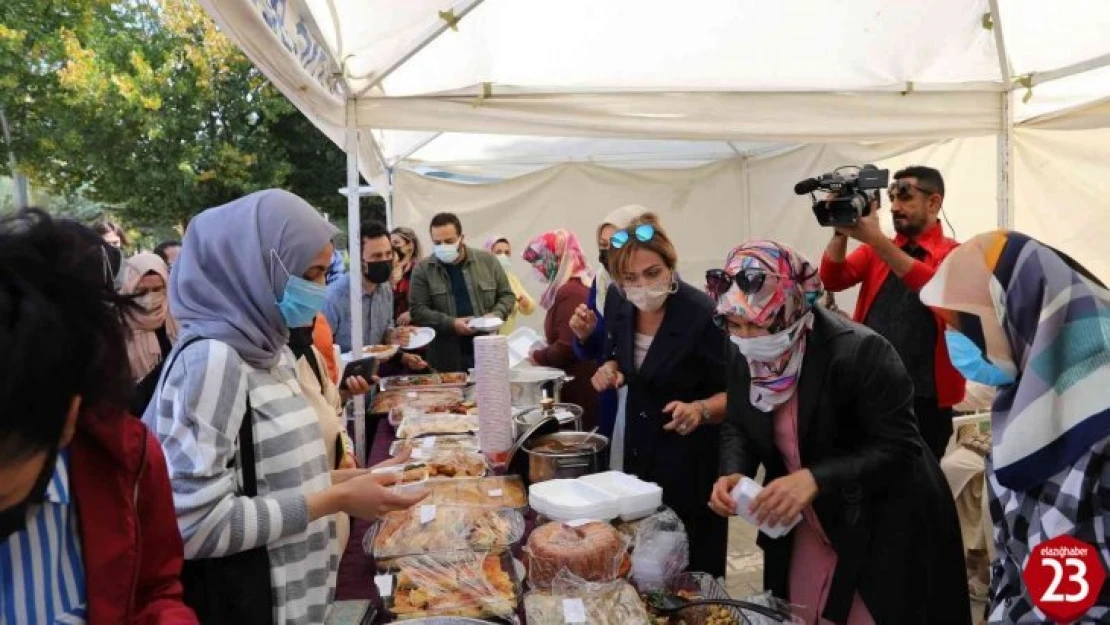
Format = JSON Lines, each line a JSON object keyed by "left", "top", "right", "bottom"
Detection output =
{"left": 525, "top": 521, "right": 629, "bottom": 589}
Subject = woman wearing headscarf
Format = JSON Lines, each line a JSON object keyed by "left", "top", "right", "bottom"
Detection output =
{"left": 709, "top": 241, "right": 969, "bottom": 625}
{"left": 143, "top": 190, "right": 425, "bottom": 625}
{"left": 485, "top": 234, "right": 536, "bottom": 334}
{"left": 523, "top": 229, "right": 599, "bottom": 428}
{"left": 390, "top": 227, "right": 421, "bottom": 325}
{"left": 589, "top": 216, "right": 729, "bottom": 576}
{"left": 120, "top": 253, "right": 178, "bottom": 383}
{"left": 569, "top": 205, "right": 651, "bottom": 442}
{"left": 920, "top": 231, "right": 1110, "bottom": 623}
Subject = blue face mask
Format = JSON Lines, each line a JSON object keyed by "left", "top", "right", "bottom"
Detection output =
{"left": 945, "top": 329, "right": 1015, "bottom": 387}
{"left": 273, "top": 252, "right": 328, "bottom": 329}
{"left": 434, "top": 242, "right": 460, "bottom": 264}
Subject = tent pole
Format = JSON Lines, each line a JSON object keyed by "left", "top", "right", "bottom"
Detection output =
{"left": 988, "top": 0, "right": 1014, "bottom": 229}
{"left": 385, "top": 168, "right": 395, "bottom": 230}
{"left": 345, "top": 97, "right": 367, "bottom": 463}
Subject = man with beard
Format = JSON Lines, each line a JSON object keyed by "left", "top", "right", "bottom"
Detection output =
{"left": 820, "top": 165, "right": 965, "bottom": 459}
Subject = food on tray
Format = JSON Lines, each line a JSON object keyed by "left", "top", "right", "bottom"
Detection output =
{"left": 381, "top": 371, "right": 469, "bottom": 390}
{"left": 524, "top": 521, "right": 630, "bottom": 589}
{"left": 421, "top": 476, "right": 528, "bottom": 509}
{"left": 388, "top": 553, "right": 517, "bottom": 619}
{"left": 370, "top": 506, "right": 524, "bottom": 560}
{"left": 396, "top": 414, "right": 479, "bottom": 439}
{"left": 424, "top": 450, "right": 487, "bottom": 478}
{"left": 367, "top": 345, "right": 394, "bottom": 354}
{"left": 391, "top": 434, "right": 480, "bottom": 457}
{"left": 524, "top": 581, "right": 650, "bottom": 625}
{"left": 438, "top": 372, "right": 468, "bottom": 384}
{"left": 370, "top": 388, "right": 465, "bottom": 414}
{"left": 531, "top": 438, "right": 605, "bottom": 454}
{"left": 643, "top": 589, "right": 740, "bottom": 625}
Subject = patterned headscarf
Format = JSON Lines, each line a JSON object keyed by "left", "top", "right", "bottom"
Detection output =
{"left": 524, "top": 229, "right": 593, "bottom": 309}
{"left": 921, "top": 230, "right": 1110, "bottom": 490}
{"left": 715, "top": 241, "right": 823, "bottom": 411}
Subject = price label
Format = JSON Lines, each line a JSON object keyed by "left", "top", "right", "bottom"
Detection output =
{"left": 562, "top": 598, "right": 586, "bottom": 624}
{"left": 422, "top": 436, "right": 436, "bottom": 448}
{"left": 1023, "top": 535, "right": 1106, "bottom": 623}
{"left": 374, "top": 574, "right": 394, "bottom": 597}
{"left": 419, "top": 504, "right": 437, "bottom": 524}
{"left": 487, "top": 489, "right": 503, "bottom": 497}
{"left": 410, "top": 447, "right": 427, "bottom": 460}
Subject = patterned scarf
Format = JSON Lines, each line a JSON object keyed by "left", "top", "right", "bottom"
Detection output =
{"left": 715, "top": 241, "right": 823, "bottom": 411}
{"left": 525, "top": 229, "right": 593, "bottom": 309}
{"left": 921, "top": 230, "right": 1110, "bottom": 490}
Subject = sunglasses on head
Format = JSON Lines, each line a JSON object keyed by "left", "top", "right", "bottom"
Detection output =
{"left": 888, "top": 180, "right": 934, "bottom": 202}
{"left": 705, "top": 267, "right": 785, "bottom": 302}
{"left": 610, "top": 224, "right": 656, "bottom": 249}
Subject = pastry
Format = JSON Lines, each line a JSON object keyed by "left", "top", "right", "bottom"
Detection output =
{"left": 525, "top": 521, "right": 629, "bottom": 589}
{"left": 370, "top": 506, "right": 524, "bottom": 560}
{"left": 389, "top": 553, "right": 517, "bottom": 619}
{"left": 524, "top": 581, "right": 650, "bottom": 625}
{"left": 395, "top": 413, "right": 479, "bottom": 439}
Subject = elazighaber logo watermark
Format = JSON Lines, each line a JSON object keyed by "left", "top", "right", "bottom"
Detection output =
{"left": 1022, "top": 535, "right": 1107, "bottom": 623}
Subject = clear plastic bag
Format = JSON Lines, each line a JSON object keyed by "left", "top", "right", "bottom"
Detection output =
{"left": 390, "top": 434, "right": 481, "bottom": 457}
{"left": 364, "top": 504, "right": 525, "bottom": 562}
{"left": 417, "top": 475, "right": 528, "bottom": 509}
{"left": 395, "top": 412, "right": 480, "bottom": 439}
{"left": 382, "top": 551, "right": 520, "bottom": 620}
{"left": 523, "top": 520, "right": 632, "bottom": 590}
{"left": 630, "top": 507, "right": 690, "bottom": 591}
{"left": 733, "top": 590, "right": 805, "bottom": 625}
{"left": 524, "top": 579, "right": 651, "bottom": 625}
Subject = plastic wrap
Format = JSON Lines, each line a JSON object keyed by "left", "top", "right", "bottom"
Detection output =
{"left": 390, "top": 434, "right": 480, "bottom": 457}
{"left": 643, "top": 574, "right": 804, "bottom": 625}
{"left": 396, "top": 412, "right": 480, "bottom": 439}
{"left": 523, "top": 520, "right": 632, "bottom": 590}
{"left": 380, "top": 372, "right": 470, "bottom": 391}
{"left": 371, "top": 387, "right": 468, "bottom": 414}
{"left": 381, "top": 552, "right": 520, "bottom": 621}
{"left": 630, "top": 508, "right": 690, "bottom": 591}
{"left": 732, "top": 591, "right": 805, "bottom": 625}
{"left": 365, "top": 505, "right": 525, "bottom": 561}
{"left": 524, "top": 579, "right": 650, "bottom": 625}
{"left": 416, "top": 475, "right": 528, "bottom": 509}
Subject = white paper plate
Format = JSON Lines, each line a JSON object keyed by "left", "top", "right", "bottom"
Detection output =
{"left": 467, "top": 317, "right": 504, "bottom": 332}
{"left": 339, "top": 344, "right": 398, "bottom": 363}
{"left": 403, "top": 327, "right": 435, "bottom": 350}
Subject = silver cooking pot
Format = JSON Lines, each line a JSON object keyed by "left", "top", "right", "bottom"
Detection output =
{"left": 509, "top": 366, "right": 571, "bottom": 407}
{"left": 522, "top": 431, "right": 609, "bottom": 483}
{"left": 512, "top": 403, "right": 583, "bottom": 439}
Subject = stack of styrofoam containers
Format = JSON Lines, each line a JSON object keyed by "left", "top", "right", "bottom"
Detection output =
{"left": 528, "top": 472, "right": 662, "bottom": 523}
{"left": 473, "top": 335, "right": 514, "bottom": 465}
{"left": 579, "top": 471, "right": 664, "bottom": 522}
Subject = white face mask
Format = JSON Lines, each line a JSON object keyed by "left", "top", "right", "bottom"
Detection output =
{"left": 434, "top": 242, "right": 460, "bottom": 264}
{"left": 625, "top": 281, "right": 671, "bottom": 312}
{"left": 136, "top": 292, "right": 162, "bottom": 313}
{"left": 730, "top": 315, "right": 806, "bottom": 362}
{"left": 496, "top": 253, "right": 511, "bottom": 268}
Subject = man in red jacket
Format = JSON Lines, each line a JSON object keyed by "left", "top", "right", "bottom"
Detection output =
{"left": 0, "top": 209, "right": 197, "bottom": 624}
{"left": 820, "top": 165, "right": 965, "bottom": 459}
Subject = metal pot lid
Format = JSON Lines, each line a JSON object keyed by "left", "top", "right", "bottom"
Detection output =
{"left": 508, "top": 366, "right": 566, "bottom": 382}
{"left": 517, "top": 402, "right": 583, "bottom": 424}
{"left": 523, "top": 431, "right": 609, "bottom": 457}
{"left": 506, "top": 414, "right": 561, "bottom": 475}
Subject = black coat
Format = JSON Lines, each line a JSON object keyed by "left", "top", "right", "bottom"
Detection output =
{"left": 719, "top": 308, "right": 970, "bottom": 625}
{"left": 604, "top": 280, "right": 729, "bottom": 576}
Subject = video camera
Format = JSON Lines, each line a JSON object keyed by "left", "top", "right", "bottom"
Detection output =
{"left": 794, "top": 165, "right": 889, "bottom": 228}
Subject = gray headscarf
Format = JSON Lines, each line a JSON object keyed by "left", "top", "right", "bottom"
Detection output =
{"left": 170, "top": 189, "right": 339, "bottom": 369}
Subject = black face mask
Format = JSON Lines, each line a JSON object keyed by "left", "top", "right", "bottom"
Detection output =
{"left": 364, "top": 260, "right": 393, "bottom": 285}
{"left": 598, "top": 249, "right": 609, "bottom": 268}
{"left": 0, "top": 447, "right": 58, "bottom": 542}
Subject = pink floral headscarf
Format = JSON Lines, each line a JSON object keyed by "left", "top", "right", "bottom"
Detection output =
{"left": 524, "top": 230, "right": 593, "bottom": 309}
{"left": 714, "top": 241, "right": 823, "bottom": 410}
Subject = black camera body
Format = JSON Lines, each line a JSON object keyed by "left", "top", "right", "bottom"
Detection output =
{"left": 794, "top": 165, "right": 890, "bottom": 228}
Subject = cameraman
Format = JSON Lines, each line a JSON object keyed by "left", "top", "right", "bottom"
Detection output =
{"left": 820, "top": 166, "right": 964, "bottom": 459}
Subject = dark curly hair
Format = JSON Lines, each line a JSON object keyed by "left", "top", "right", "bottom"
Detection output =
{"left": 0, "top": 209, "right": 136, "bottom": 463}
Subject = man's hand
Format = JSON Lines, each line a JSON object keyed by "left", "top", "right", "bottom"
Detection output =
{"left": 401, "top": 353, "right": 429, "bottom": 371}
{"left": 750, "top": 469, "right": 818, "bottom": 527}
{"left": 391, "top": 326, "right": 416, "bottom": 346}
{"left": 397, "top": 312, "right": 412, "bottom": 326}
{"left": 342, "top": 375, "right": 373, "bottom": 396}
{"left": 453, "top": 317, "right": 476, "bottom": 336}
{"left": 569, "top": 304, "right": 597, "bottom": 342}
{"left": 709, "top": 474, "right": 742, "bottom": 517}
{"left": 835, "top": 202, "right": 884, "bottom": 246}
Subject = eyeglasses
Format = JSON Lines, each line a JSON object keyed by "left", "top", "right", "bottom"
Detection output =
{"left": 888, "top": 180, "right": 935, "bottom": 201}
{"left": 610, "top": 224, "right": 656, "bottom": 249}
{"left": 705, "top": 267, "right": 785, "bottom": 302}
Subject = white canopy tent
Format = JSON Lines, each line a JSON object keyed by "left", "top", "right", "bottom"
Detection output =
{"left": 198, "top": 0, "right": 1110, "bottom": 458}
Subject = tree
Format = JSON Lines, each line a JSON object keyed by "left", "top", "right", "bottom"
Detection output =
{"left": 0, "top": 1, "right": 366, "bottom": 233}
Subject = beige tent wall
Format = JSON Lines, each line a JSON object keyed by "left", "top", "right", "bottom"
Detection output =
{"left": 393, "top": 137, "right": 999, "bottom": 331}
{"left": 1014, "top": 127, "right": 1110, "bottom": 281}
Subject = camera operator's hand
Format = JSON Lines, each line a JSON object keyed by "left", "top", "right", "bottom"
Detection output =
{"left": 837, "top": 203, "right": 884, "bottom": 246}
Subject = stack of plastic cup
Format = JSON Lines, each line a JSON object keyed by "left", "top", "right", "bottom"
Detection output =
{"left": 474, "top": 335, "right": 514, "bottom": 465}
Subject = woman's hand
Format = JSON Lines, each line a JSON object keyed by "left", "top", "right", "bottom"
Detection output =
{"left": 591, "top": 361, "right": 624, "bottom": 391}
{"left": 662, "top": 401, "right": 702, "bottom": 436}
{"left": 709, "top": 474, "right": 742, "bottom": 517}
{"left": 569, "top": 304, "right": 597, "bottom": 342}
{"left": 343, "top": 375, "right": 373, "bottom": 396}
{"left": 334, "top": 472, "right": 429, "bottom": 520}
{"left": 401, "top": 353, "right": 428, "bottom": 371}
{"left": 750, "top": 469, "right": 818, "bottom": 527}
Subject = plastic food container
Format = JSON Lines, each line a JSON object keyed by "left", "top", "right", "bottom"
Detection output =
{"left": 528, "top": 479, "right": 620, "bottom": 522}
{"left": 579, "top": 471, "right": 664, "bottom": 522}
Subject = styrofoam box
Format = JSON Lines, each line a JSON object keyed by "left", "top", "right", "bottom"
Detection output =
{"left": 528, "top": 479, "right": 619, "bottom": 522}
{"left": 578, "top": 471, "right": 663, "bottom": 521}
{"left": 731, "top": 476, "right": 801, "bottom": 539}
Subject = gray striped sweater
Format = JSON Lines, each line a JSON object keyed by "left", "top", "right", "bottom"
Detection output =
{"left": 143, "top": 338, "right": 337, "bottom": 624}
